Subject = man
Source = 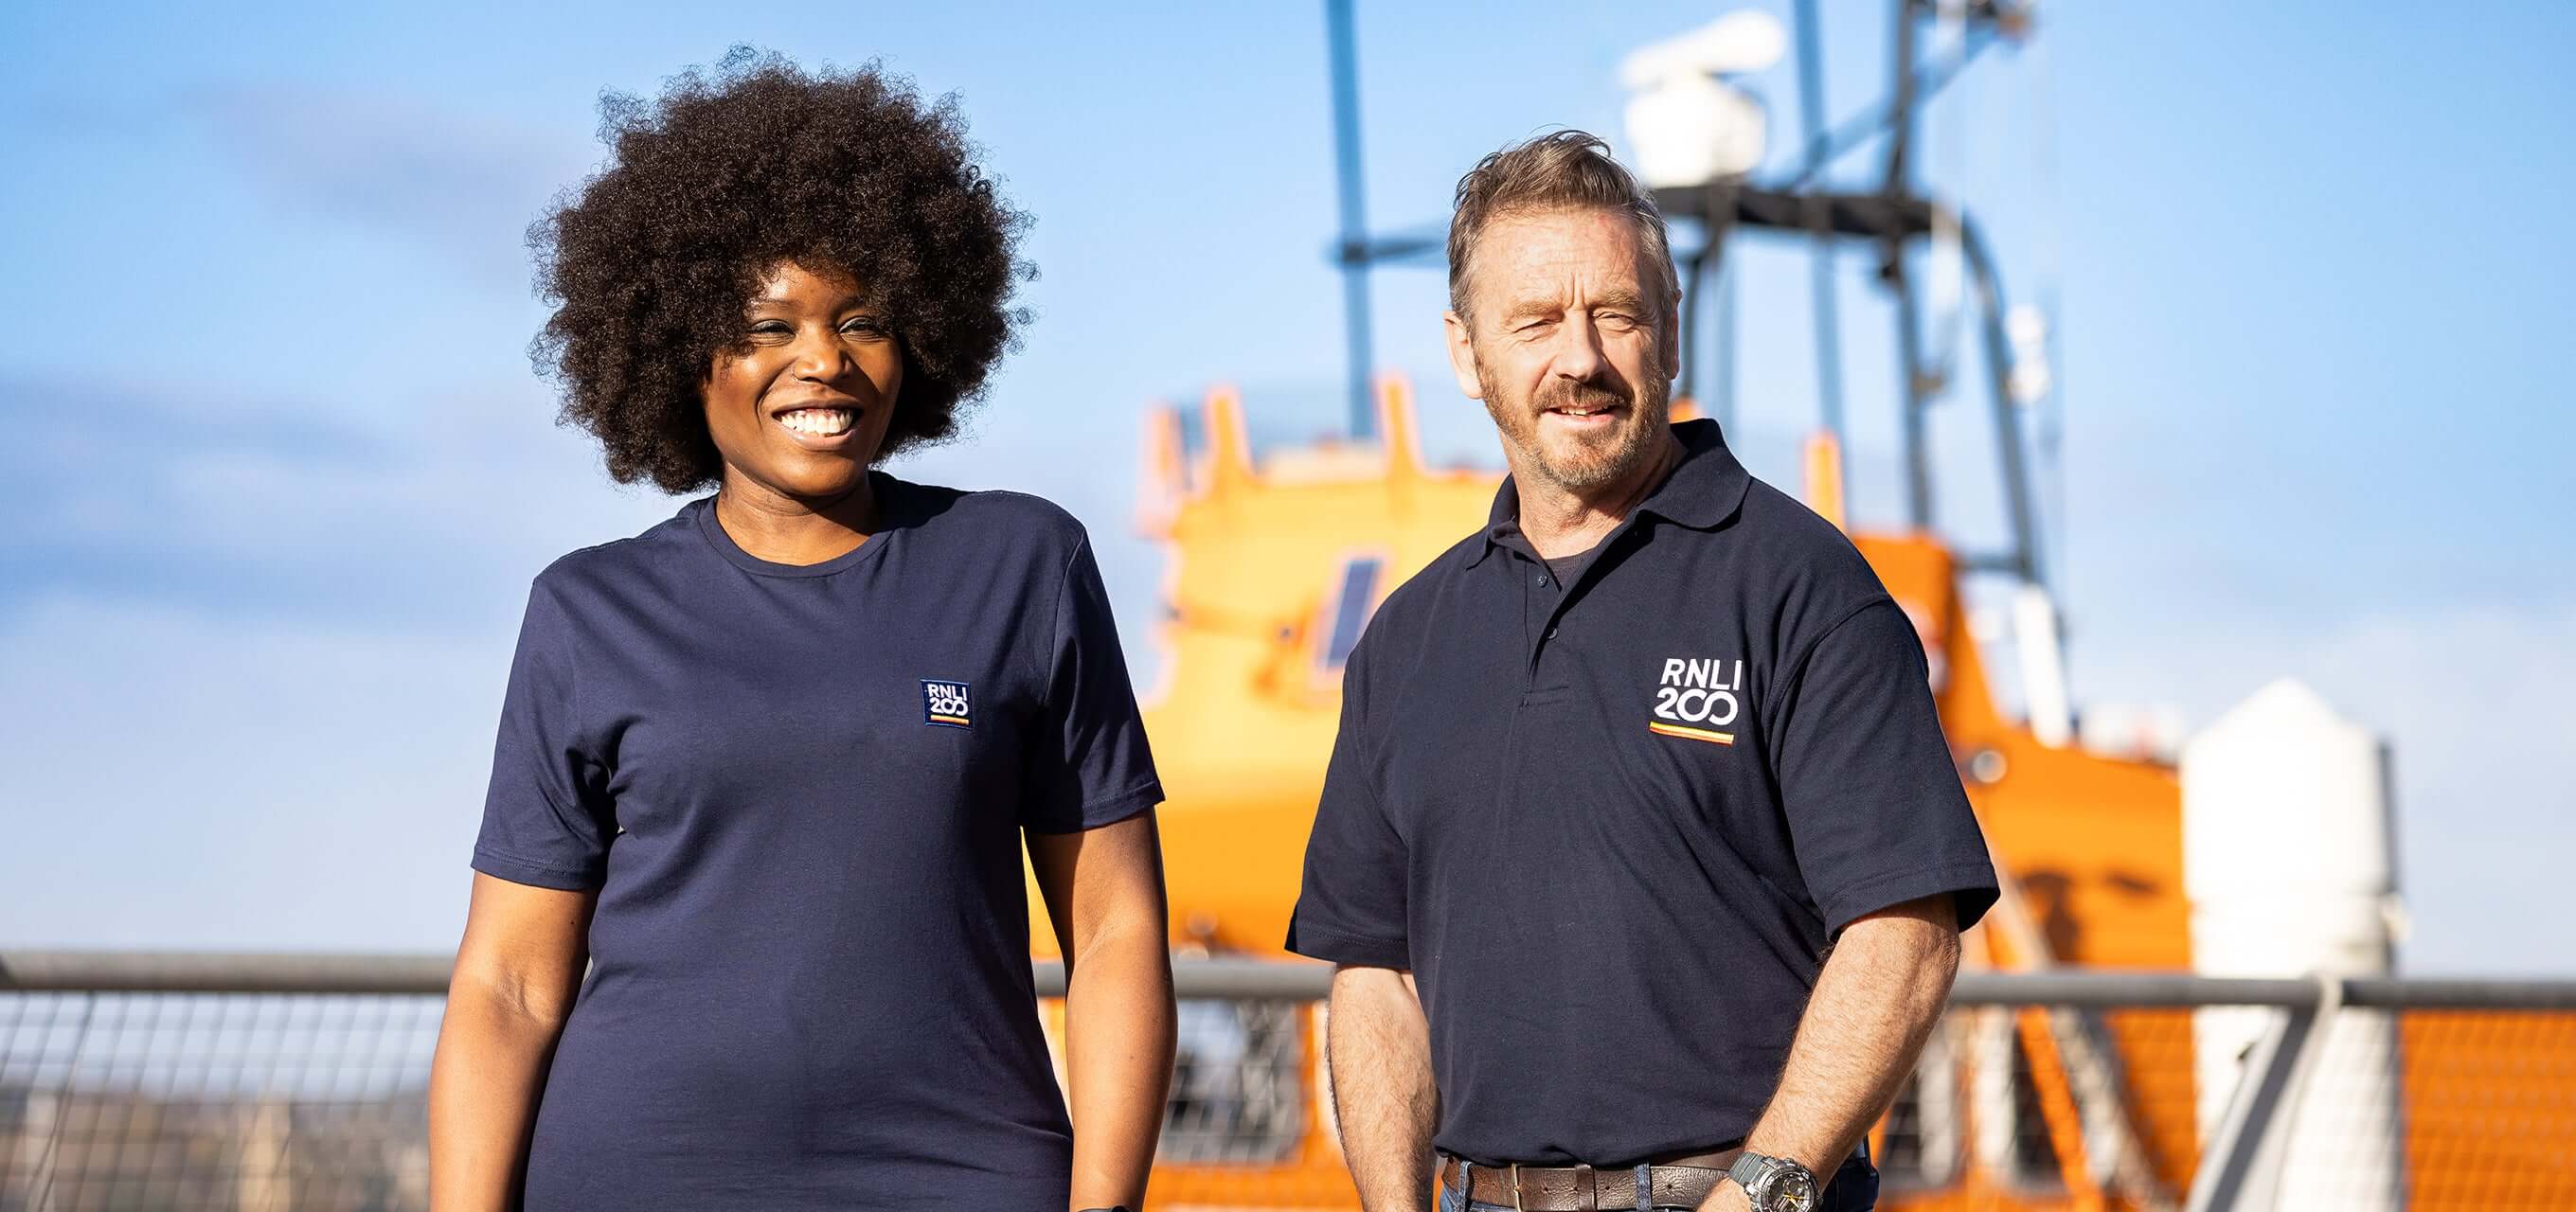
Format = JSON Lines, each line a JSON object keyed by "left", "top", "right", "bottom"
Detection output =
{"left": 1286, "top": 132, "right": 1999, "bottom": 1212}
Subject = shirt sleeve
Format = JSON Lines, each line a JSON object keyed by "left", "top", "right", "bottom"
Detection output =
{"left": 471, "top": 579, "right": 617, "bottom": 891}
{"left": 1771, "top": 597, "right": 1999, "bottom": 936}
{"left": 1284, "top": 633, "right": 1411, "bottom": 969}
{"left": 1020, "top": 535, "right": 1164, "bottom": 833}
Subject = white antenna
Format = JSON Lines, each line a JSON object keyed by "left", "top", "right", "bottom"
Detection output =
{"left": 1927, "top": 0, "right": 1970, "bottom": 385}
{"left": 2025, "top": 6, "right": 2069, "bottom": 599}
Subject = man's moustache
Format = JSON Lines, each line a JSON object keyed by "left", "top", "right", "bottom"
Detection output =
{"left": 1532, "top": 383, "right": 1631, "bottom": 413}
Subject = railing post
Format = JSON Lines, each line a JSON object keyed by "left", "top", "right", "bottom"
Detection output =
{"left": 2183, "top": 974, "right": 2341, "bottom": 1212}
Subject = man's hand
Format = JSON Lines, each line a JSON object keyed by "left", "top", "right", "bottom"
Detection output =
{"left": 1326, "top": 965, "right": 1437, "bottom": 1212}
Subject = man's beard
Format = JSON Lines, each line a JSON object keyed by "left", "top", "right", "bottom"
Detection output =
{"left": 1479, "top": 367, "right": 1672, "bottom": 495}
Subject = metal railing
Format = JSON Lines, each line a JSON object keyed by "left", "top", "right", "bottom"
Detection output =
{"left": 5, "top": 954, "right": 2572, "bottom": 1211}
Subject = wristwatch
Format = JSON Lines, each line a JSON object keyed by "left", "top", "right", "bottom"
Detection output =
{"left": 1726, "top": 1151, "right": 1818, "bottom": 1212}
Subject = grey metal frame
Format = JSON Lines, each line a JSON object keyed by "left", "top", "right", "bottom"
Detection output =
{"left": 9, "top": 953, "right": 2574, "bottom": 1212}
{"left": 10, "top": 953, "right": 2575, "bottom": 1009}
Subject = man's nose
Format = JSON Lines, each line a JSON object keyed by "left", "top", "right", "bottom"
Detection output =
{"left": 1550, "top": 312, "right": 1607, "bottom": 383}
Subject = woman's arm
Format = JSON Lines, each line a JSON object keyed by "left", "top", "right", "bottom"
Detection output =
{"left": 1029, "top": 811, "right": 1176, "bottom": 1212}
{"left": 428, "top": 873, "right": 596, "bottom": 1212}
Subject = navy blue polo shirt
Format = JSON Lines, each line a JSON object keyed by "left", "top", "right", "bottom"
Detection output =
{"left": 471, "top": 472, "right": 1160, "bottom": 1210}
{"left": 1286, "top": 419, "right": 1997, "bottom": 1167}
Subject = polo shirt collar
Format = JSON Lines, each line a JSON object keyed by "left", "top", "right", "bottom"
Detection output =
{"left": 1473, "top": 419, "right": 1753, "bottom": 566}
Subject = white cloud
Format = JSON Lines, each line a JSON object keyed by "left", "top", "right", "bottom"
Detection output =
{"left": 0, "top": 370, "right": 678, "bottom": 632}
{"left": 187, "top": 84, "right": 597, "bottom": 291}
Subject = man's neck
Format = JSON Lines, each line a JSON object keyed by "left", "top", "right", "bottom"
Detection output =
{"left": 1511, "top": 429, "right": 1685, "bottom": 560}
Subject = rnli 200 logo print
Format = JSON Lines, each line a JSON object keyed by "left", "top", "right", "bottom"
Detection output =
{"left": 1648, "top": 657, "right": 1740, "bottom": 746}
{"left": 921, "top": 679, "right": 974, "bottom": 728}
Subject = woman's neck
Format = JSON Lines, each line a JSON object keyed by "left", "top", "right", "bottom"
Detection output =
{"left": 712, "top": 472, "right": 879, "bottom": 566}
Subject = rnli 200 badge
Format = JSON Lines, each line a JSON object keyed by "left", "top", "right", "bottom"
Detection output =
{"left": 922, "top": 680, "right": 974, "bottom": 728}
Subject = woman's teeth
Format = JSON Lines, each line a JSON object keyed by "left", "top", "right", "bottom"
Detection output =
{"left": 779, "top": 408, "right": 855, "bottom": 436}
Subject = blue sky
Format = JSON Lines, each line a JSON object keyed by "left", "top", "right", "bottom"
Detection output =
{"left": 1, "top": 1, "right": 2567, "bottom": 973}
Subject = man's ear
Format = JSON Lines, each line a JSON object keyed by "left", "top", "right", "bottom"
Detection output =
{"left": 1442, "top": 311, "right": 1484, "bottom": 401}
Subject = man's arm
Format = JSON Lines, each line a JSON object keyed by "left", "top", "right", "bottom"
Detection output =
{"left": 1029, "top": 811, "right": 1177, "bottom": 1212}
{"left": 1327, "top": 964, "right": 1438, "bottom": 1212}
{"left": 1700, "top": 894, "right": 1960, "bottom": 1211}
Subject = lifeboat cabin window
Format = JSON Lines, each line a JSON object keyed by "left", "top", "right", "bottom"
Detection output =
{"left": 1317, "top": 556, "right": 1384, "bottom": 675}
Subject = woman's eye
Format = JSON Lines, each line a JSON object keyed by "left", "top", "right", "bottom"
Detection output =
{"left": 841, "top": 317, "right": 887, "bottom": 337}
{"left": 747, "top": 321, "right": 792, "bottom": 339}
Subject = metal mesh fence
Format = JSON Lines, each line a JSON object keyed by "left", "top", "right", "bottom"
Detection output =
{"left": 1862, "top": 1004, "right": 2576, "bottom": 1212}
{"left": 1158, "top": 999, "right": 1307, "bottom": 1166}
{"left": 3, "top": 964, "right": 2572, "bottom": 1211}
{"left": 0, "top": 991, "right": 443, "bottom": 1212}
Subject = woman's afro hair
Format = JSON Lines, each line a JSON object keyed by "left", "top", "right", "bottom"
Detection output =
{"left": 529, "top": 48, "right": 1031, "bottom": 492}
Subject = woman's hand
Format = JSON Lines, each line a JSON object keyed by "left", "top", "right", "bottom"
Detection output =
{"left": 1029, "top": 811, "right": 1176, "bottom": 1212}
{"left": 428, "top": 873, "right": 596, "bottom": 1212}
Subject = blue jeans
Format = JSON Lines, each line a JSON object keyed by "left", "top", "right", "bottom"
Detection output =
{"left": 1438, "top": 1147, "right": 1879, "bottom": 1212}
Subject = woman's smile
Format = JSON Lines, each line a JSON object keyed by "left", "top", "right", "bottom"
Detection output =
{"left": 771, "top": 402, "right": 865, "bottom": 448}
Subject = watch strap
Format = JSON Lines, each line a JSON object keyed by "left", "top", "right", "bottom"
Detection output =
{"left": 1727, "top": 1150, "right": 1776, "bottom": 1193}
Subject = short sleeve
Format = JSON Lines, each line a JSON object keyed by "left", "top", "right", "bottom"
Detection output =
{"left": 1284, "top": 634, "right": 1411, "bottom": 969}
{"left": 470, "top": 579, "right": 617, "bottom": 891}
{"left": 1771, "top": 598, "right": 1999, "bottom": 935}
{"left": 1020, "top": 537, "right": 1163, "bottom": 833}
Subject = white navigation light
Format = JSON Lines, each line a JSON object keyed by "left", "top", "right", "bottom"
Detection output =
{"left": 1619, "top": 9, "right": 1786, "bottom": 188}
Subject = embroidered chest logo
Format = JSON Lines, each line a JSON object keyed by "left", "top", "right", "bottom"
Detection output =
{"left": 1650, "top": 657, "right": 1743, "bottom": 745}
{"left": 921, "top": 679, "right": 974, "bottom": 728}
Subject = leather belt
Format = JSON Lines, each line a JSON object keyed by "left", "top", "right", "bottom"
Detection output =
{"left": 1437, "top": 1148, "right": 1744, "bottom": 1211}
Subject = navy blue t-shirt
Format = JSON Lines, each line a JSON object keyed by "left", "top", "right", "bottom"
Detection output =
{"left": 1287, "top": 419, "right": 1997, "bottom": 1167}
{"left": 472, "top": 473, "right": 1161, "bottom": 1209}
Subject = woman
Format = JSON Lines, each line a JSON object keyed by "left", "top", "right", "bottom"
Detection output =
{"left": 427, "top": 50, "right": 1175, "bottom": 1211}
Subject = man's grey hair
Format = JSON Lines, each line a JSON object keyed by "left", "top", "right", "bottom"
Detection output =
{"left": 1446, "top": 130, "right": 1677, "bottom": 325}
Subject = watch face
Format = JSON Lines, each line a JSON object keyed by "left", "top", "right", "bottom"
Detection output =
{"left": 1765, "top": 1168, "right": 1817, "bottom": 1212}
